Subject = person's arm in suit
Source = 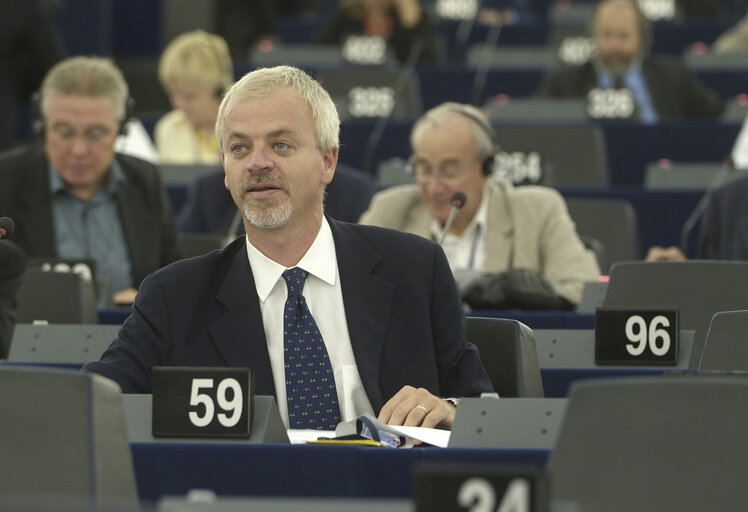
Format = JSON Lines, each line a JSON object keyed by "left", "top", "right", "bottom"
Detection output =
{"left": 177, "top": 173, "right": 215, "bottom": 233}
{"left": 0, "top": 241, "right": 26, "bottom": 359}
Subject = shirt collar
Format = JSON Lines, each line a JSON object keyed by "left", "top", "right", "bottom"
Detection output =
{"left": 596, "top": 60, "right": 643, "bottom": 88}
{"left": 247, "top": 216, "right": 338, "bottom": 302}
{"left": 49, "top": 157, "right": 125, "bottom": 196}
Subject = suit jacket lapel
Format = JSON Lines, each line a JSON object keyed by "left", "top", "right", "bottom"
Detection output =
{"left": 483, "top": 181, "right": 515, "bottom": 272}
{"left": 209, "top": 240, "right": 276, "bottom": 396}
{"left": 19, "top": 147, "right": 56, "bottom": 256}
{"left": 329, "top": 219, "right": 394, "bottom": 411}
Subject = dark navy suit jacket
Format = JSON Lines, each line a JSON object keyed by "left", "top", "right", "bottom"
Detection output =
{"left": 177, "top": 164, "right": 379, "bottom": 234}
{"left": 538, "top": 57, "right": 724, "bottom": 119}
{"left": 0, "top": 143, "right": 181, "bottom": 288}
{"left": 698, "top": 174, "right": 748, "bottom": 260}
{"left": 83, "top": 218, "right": 492, "bottom": 412}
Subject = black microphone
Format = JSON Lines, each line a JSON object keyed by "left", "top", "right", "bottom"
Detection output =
{"left": 679, "top": 162, "right": 734, "bottom": 256}
{"left": 438, "top": 192, "right": 467, "bottom": 245}
{"left": 0, "top": 217, "right": 15, "bottom": 240}
{"left": 0, "top": 240, "right": 26, "bottom": 280}
{"left": 360, "top": 41, "right": 424, "bottom": 175}
{"left": 470, "top": 18, "right": 504, "bottom": 106}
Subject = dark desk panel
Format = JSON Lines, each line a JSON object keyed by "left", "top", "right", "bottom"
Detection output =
{"left": 558, "top": 187, "right": 704, "bottom": 258}
{"left": 333, "top": 119, "right": 741, "bottom": 187}
{"left": 131, "top": 443, "right": 549, "bottom": 503}
{"left": 469, "top": 310, "right": 595, "bottom": 330}
{"left": 541, "top": 367, "right": 670, "bottom": 398}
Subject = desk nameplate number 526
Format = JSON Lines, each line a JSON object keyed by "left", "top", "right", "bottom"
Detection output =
{"left": 595, "top": 309, "right": 679, "bottom": 366}
{"left": 152, "top": 367, "right": 253, "bottom": 438}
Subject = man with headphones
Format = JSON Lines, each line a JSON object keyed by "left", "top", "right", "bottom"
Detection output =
{"left": 155, "top": 30, "right": 234, "bottom": 164}
{"left": 360, "top": 102, "right": 600, "bottom": 307}
{"left": 537, "top": 0, "right": 723, "bottom": 122}
{"left": 0, "top": 56, "right": 181, "bottom": 307}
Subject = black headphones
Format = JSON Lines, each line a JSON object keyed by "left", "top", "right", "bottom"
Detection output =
{"left": 443, "top": 104, "right": 499, "bottom": 176}
{"left": 31, "top": 91, "right": 136, "bottom": 138}
{"left": 406, "top": 104, "right": 499, "bottom": 178}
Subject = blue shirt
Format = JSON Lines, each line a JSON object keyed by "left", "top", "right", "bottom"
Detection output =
{"left": 49, "top": 161, "right": 133, "bottom": 296}
{"left": 596, "top": 62, "right": 659, "bottom": 124}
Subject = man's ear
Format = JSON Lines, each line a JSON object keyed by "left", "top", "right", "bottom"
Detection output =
{"left": 321, "top": 146, "right": 338, "bottom": 186}
{"left": 222, "top": 154, "right": 230, "bottom": 191}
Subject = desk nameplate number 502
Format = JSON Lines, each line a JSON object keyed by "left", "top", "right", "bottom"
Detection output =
{"left": 152, "top": 367, "right": 253, "bottom": 438}
{"left": 595, "top": 309, "right": 679, "bottom": 365}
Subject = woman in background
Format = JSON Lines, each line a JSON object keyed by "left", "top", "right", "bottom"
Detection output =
{"left": 314, "top": 0, "right": 441, "bottom": 65}
{"left": 155, "top": 30, "right": 233, "bottom": 164}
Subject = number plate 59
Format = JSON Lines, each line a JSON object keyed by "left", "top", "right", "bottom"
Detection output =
{"left": 152, "top": 367, "right": 253, "bottom": 438}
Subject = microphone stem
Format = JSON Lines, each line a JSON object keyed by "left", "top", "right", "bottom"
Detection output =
{"left": 439, "top": 206, "right": 459, "bottom": 245}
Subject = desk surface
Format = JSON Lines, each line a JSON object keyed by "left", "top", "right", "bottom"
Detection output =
{"left": 131, "top": 441, "right": 549, "bottom": 503}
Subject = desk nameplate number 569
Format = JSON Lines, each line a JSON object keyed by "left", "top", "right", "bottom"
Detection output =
{"left": 595, "top": 309, "right": 679, "bottom": 365}
{"left": 152, "top": 367, "right": 253, "bottom": 438}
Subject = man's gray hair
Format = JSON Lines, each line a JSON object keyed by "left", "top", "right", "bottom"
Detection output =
{"left": 40, "top": 56, "right": 130, "bottom": 122}
{"left": 215, "top": 65, "right": 340, "bottom": 153}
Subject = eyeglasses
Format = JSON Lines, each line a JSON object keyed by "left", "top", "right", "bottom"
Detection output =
{"left": 406, "top": 157, "right": 467, "bottom": 184}
{"left": 48, "top": 123, "right": 116, "bottom": 145}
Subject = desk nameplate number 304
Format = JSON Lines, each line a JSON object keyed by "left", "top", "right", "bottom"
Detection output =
{"left": 595, "top": 309, "right": 679, "bottom": 365}
{"left": 152, "top": 367, "right": 253, "bottom": 438}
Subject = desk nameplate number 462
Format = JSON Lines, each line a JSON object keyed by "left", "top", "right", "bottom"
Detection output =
{"left": 595, "top": 309, "right": 679, "bottom": 366}
{"left": 152, "top": 367, "right": 253, "bottom": 438}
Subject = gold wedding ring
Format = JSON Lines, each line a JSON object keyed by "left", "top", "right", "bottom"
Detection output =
{"left": 415, "top": 405, "right": 428, "bottom": 413}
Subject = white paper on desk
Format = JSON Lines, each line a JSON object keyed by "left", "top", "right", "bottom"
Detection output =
{"left": 287, "top": 429, "right": 336, "bottom": 444}
{"left": 336, "top": 413, "right": 451, "bottom": 448}
{"left": 389, "top": 425, "right": 451, "bottom": 448}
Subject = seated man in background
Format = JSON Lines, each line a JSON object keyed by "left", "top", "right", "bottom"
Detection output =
{"left": 178, "top": 163, "right": 379, "bottom": 236}
{"left": 537, "top": 0, "right": 723, "bottom": 123}
{"left": 0, "top": 56, "right": 181, "bottom": 306}
{"left": 646, "top": 173, "right": 748, "bottom": 261}
{"left": 359, "top": 102, "right": 600, "bottom": 308}
{"left": 83, "top": 66, "right": 491, "bottom": 430}
{"left": 155, "top": 30, "right": 234, "bottom": 164}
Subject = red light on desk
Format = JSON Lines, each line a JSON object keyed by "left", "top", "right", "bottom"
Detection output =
{"left": 690, "top": 41, "right": 707, "bottom": 55}
{"left": 657, "top": 158, "right": 673, "bottom": 169}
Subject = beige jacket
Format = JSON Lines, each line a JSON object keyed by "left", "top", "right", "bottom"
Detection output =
{"left": 359, "top": 180, "right": 600, "bottom": 304}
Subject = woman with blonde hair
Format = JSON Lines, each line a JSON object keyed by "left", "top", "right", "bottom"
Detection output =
{"left": 155, "top": 30, "right": 233, "bottom": 164}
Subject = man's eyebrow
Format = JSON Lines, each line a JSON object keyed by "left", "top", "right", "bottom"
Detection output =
{"left": 267, "top": 128, "right": 299, "bottom": 140}
{"left": 226, "top": 131, "right": 250, "bottom": 141}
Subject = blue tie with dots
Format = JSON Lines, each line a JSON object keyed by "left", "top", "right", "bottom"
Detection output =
{"left": 282, "top": 267, "right": 341, "bottom": 430}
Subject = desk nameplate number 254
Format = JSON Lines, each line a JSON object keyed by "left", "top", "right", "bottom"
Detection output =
{"left": 595, "top": 309, "right": 679, "bottom": 366}
{"left": 152, "top": 367, "right": 253, "bottom": 438}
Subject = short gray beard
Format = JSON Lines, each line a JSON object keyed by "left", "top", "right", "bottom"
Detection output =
{"left": 240, "top": 174, "right": 293, "bottom": 229}
{"left": 243, "top": 197, "right": 293, "bottom": 229}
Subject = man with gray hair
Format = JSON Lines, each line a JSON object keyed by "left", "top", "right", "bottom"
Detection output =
{"left": 360, "top": 102, "right": 600, "bottom": 307}
{"left": 84, "top": 65, "right": 492, "bottom": 432}
{"left": 0, "top": 56, "right": 181, "bottom": 306}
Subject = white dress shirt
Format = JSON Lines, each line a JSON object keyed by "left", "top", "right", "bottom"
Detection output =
{"left": 431, "top": 190, "right": 490, "bottom": 272}
{"left": 245, "top": 217, "right": 374, "bottom": 429}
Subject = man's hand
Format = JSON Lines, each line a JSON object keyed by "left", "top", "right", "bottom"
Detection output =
{"left": 112, "top": 287, "right": 138, "bottom": 307}
{"left": 378, "top": 385, "right": 456, "bottom": 430}
{"left": 645, "top": 246, "right": 687, "bottom": 262}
